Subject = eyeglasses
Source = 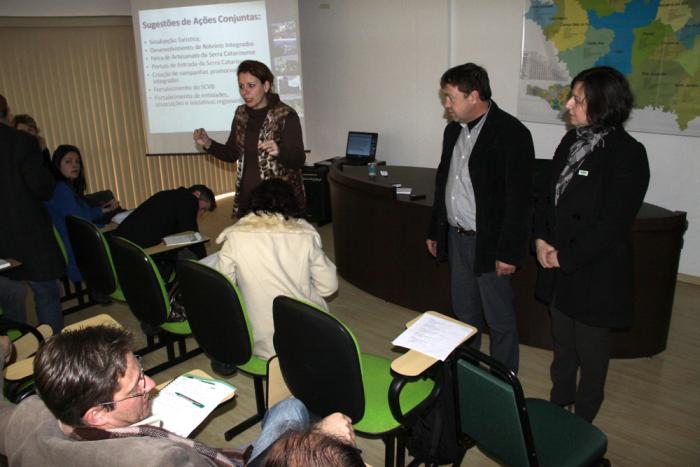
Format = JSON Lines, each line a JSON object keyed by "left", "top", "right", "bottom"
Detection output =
{"left": 96, "top": 355, "right": 148, "bottom": 407}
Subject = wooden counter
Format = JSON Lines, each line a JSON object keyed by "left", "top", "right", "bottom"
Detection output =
{"left": 329, "top": 163, "right": 687, "bottom": 358}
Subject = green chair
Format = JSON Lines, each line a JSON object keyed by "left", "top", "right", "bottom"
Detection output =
{"left": 65, "top": 215, "right": 125, "bottom": 302}
{"left": 454, "top": 346, "right": 609, "bottom": 467}
{"left": 52, "top": 225, "right": 91, "bottom": 315}
{"left": 109, "top": 235, "right": 201, "bottom": 375}
{"left": 176, "top": 259, "right": 267, "bottom": 441}
{"left": 272, "top": 296, "right": 440, "bottom": 467}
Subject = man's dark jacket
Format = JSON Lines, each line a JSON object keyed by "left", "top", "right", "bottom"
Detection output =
{"left": 114, "top": 187, "right": 206, "bottom": 259}
{"left": 0, "top": 124, "right": 64, "bottom": 281}
{"left": 428, "top": 101, "right": 535, "bottom": 274}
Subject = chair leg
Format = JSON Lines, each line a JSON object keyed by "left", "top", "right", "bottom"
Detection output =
{"left": 223, "top": 375, "right": 267, "bottom": 441}
{"left": 383, "top": 433, "right": 396, "bottom": 467}
{"left": 396, "top": 430, "right": 407, "bottom": 467}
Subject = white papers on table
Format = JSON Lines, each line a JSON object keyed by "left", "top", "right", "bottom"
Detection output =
{"left": 392, "top": 314, "right": 476, "bottom": 361}
{"left": 0, "top": 259, "right": 10, "bottom": 270}
{"left": 395, "top": 187, "right": 412, "bottom": 195}
{"left": 150, "top": 374, "right": 235, "bottom": 437}
{"left": 198, "top": 252, "right": 219, "bottom": 268}
{"left": 162, "top": 231, "right": 202, "bottom": 246}
{"left": 110, "top": 210, "right": 133, "bottom": 224}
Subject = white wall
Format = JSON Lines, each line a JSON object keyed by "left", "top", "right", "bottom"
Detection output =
{"left": 3, "top": 0, "right": 698, "bottom": 276}
{"left": 300, "top": 0, "right": 699, "bottom": 277}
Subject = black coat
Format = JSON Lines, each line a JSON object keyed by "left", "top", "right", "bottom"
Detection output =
{"left": 114, "top": 187, "right": 206, "bottom": 259}
{"left": 0, "top": 124, "right": 65, "bottom": 281}
{"left": 533, "top": 127, "right": 650, "bottom": 328}
{"left": 428, "top": 101, "right": 535, "bottom": 274}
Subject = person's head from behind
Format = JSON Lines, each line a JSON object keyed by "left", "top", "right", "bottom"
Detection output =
{"left": 52, "top": 144, "right": 86, "bottom": 195}
{"left": 567, "top": 66, "right": 633, "bottom": 130}
{"left": 249, "top": 178, "right": 301, "bottom": 220}
{"left": 262, "top": 429, "right": 364, "bottom": 467}
{"left": 440, "top": 62, "right": 492, "bottom": 124}
{"left": 188, "top": 184, "right": 217, "bottom": 217}
{"left": 237, "top": 60, "right": 274, "bottom": 110}
{"left": 12, "top": 114, "right": 39, "bottom": 137}
{"left": 34, "top": 325, "right": 156, "bottom": 430}
{"left": 0, "top": 94, "right": 12, "bottom": 125}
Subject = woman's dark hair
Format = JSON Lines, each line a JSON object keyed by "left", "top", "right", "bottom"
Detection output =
{"left": 262, "top": 429, "right": 365, "bottom": 467}
{"left": 440, "top": 62, "right": 492, "bottom": 101}
{"left": 572, "top": 66, "right": 634, "bottom": 130}
{"left": 34, "top": 325, "right": 132, "bottom": 427}
{"left": 52, "top": 144, "right": 87, "bottom": 196}
{"left": 249, "top": 178, "right": 301, "bottom": 220}
{"left": 237, "top": 60, "right": 274, "bottom": 93}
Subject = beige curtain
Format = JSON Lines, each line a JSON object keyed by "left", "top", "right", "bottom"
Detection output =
{"left": 0, "top": 16, "right": 236, "bottom": 209}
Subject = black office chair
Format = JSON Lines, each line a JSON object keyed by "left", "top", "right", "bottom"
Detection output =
{"left": 176, "top": 259, "right": 268, "bottom": 441}
{"left": 272, "top": 296, "right": 441, "bottom": 467}
{"left": 65, "top": 215, "right": 125, "bottom": 302}
{"left": 1, "top": 318, "right": 52, "bottom": 403}
{"left": 109, "top": 235, "right": 201, "bottom": 375}
{"left": 454, "top": 346, "right": 609, "bottom": 466}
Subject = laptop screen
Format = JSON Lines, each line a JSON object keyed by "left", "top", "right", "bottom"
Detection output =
{"left": 346, "top": 131, "right": 378, "bottom": 160}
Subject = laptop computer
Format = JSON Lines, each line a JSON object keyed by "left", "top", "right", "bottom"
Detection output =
{"left": 344, "top": 131, "right": 378, "bottom": 165}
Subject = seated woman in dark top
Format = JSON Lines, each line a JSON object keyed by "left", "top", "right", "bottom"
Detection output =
{"left": 45, "top": 144, "right": 120, "bottom": 283}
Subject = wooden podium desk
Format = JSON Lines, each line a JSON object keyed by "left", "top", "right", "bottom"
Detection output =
{"left": 328, "top": 163, "right": 687, "bottom": 358}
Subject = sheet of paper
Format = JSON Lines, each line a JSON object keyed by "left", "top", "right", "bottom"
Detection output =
{"left": 392, "top": 314, "right": 475, "bottom": 361}
{"left": 0, "top": 259, "right": 10, "bottom": 270}
{"left": 162, "top": 231, "right": 202, "bottom": 246}
{"left": 150, "top": 374, "right": 235, "bottom": 437}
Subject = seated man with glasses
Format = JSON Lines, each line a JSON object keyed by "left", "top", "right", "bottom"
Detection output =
{"left": 0, "top": 326, "right": 355, "bottom": 466}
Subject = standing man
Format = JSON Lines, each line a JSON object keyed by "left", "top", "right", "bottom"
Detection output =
{"left": 0, "top": 94, "right": 65, "bottom": 333}
{"left": 426, "top": 64, "right": 534, "bottom": 372}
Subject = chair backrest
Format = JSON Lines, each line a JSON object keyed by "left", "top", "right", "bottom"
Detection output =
{"left": 454, "top": 347, "right": 535, "bottom": 467}
{"left": 175, "top": 259, "right": 254, "bottom": 366}
{"left": 109, "top": 235, "right": 170, "bottom": 327}
{"left": 65, "top": 215, "right": 119, "bottom": 296}
{"left": 272, "top": 296, "right": 365, "bottom": 421}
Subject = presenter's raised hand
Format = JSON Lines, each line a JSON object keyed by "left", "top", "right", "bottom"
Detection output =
{"left": 193, "top": 128, "right": 212, "bottom": 149}
{"left": 258, "top": 139, "right": 279, "bottom": 157}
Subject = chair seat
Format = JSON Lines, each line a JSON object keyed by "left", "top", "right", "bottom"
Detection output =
{"left": 160, "top": 320, "right": 192, "bottom": 335}
{"left": 238, "top": 354, "right": 267, "bottom": 377}
{"left": 354, "top": 353, "right": 434, "bottom": 435}
{"left": 526, "top": 398, "right": 608, "bottom": 467}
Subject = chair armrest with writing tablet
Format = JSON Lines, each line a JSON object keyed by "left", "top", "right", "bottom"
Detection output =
{"left": 388, "top": 360, "right": 444, "bottom": 427}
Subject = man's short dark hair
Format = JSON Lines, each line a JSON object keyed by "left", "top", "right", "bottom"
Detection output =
{"left": 34, "top": 325, "right": 132, "bottom": 427}
{"left": 188, "top": 184, "right": 217, "bottom": 211}
{"left": 440, "top": 63, "right": 492, "bottom": 101}
{"left": 262, "top": 429, "right": 364, "bottom": 467}
{"left": 572, "top": 66, "right": 633, "bottom": 130}
{"left": 12, "top": 114, "right": 37, "bottom": 130}
{"left": 249, "top": 178, "right": 302, "bottom": 220}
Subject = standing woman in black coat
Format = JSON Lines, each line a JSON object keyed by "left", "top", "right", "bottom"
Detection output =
{"left": 533, "top": 67, "right": 650, "bottom": 422}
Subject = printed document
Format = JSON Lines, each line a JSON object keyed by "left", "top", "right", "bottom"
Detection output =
{"left": 392, "top": 313, "right": 475, "bottom": 361}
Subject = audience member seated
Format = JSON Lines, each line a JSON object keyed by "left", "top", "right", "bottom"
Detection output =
{"left": 260, "top": 420, "right": 364, "bottom": 467}
{"left": 12, "top": 113, "right": 50, "bottom": 166}
{"left": 215, "top": 178, "right": 337, "bottom": 362}
{"left": 114, "top": 184, "right": 216, "bottom": 281}
{"left": 45, "top": 144, "right": 120, "bottom": 284}
{"left": 0, "top": 326, "right": 357, "bottom": 466}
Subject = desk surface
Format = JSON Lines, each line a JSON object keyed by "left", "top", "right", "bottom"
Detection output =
{"left": 144, "top": 231, "right": 210, "bottom": 256}
{"left": 0, "top": 258, "right": 22, "bottom": 273}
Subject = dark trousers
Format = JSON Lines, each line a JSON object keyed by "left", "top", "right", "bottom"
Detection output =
{"left": 448, "top": 227, "right": 519, "bottom": 372}
{"left": 549, "top": 306, "right": 610, "bottom": 422}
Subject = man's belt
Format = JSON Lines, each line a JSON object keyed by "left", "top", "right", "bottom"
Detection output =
{"left": 456, "top": 225, "right": 476, "bottom": 236}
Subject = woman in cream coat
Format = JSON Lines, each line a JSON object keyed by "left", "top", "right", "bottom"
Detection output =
{"left": 216, "top": 178, "right": 338, "bottom": 359}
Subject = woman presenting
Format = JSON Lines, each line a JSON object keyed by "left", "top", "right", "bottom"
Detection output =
{"left": 193, "top": 60, "right": 305, "bottom": 217}
{"left": 534, "top": 66, "right": 649, "bottom": 423}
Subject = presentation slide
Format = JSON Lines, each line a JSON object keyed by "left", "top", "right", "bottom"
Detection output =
{"left": 131, "top": 0, "right": 304, "bottom": 155}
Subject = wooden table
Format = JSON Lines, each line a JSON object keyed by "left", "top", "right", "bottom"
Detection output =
{"left": 0, "top": 258, "right": 22, "bottom": 273}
